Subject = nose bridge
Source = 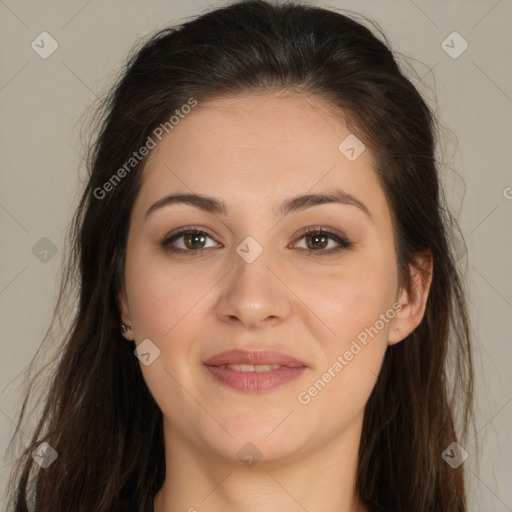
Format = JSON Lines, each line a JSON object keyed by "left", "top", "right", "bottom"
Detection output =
{"left": 233, "top": 236, "right": 274, "bottom": 293}
{"left": 215, "top": 233, "right": 293, "bottom": 327}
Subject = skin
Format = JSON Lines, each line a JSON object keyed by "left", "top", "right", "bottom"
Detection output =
{"left": 118, "top": 90, "right": 433, "bottom": 512}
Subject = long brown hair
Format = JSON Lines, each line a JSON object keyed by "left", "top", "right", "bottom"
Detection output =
{"left": 5, "top": 1, "right": 475, "bottom": 510}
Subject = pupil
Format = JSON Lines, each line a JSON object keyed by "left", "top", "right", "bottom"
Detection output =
{"left": 307, "top": 233, "right": 327, "bottom": 250}
{"left": 186, "top": 233, "right": 205, "bottom": 249}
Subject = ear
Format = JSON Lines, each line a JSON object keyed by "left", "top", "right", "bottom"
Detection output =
{"left": 388, "top": 249, "right": 433, "bottom": 346}
{"left": 117, "top": 287, "right": 135, "bottom": 341}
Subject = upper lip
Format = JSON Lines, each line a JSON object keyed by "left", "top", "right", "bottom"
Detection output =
{"left": 203, "top": 349, "right": 307, "bottom": 367}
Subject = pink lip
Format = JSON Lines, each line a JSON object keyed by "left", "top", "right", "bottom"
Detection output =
{"left": 203, "top": 349, "right": 307, "bottom": 367}
{"left": 202, "top": 349, "right": 307, "bottom": 392}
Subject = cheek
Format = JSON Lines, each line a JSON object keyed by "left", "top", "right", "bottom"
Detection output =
{"left": 291, "top": 256, "right": 397, "bottom": 342}
{"left": 125, "top": 247, "right": 202, "bottom": 336}
{"left": 292, "top": 254, "right": 395, "bottom": 406}
{"left": 296, "top": 280, "right": 391, "bottom": 426}
{"left": 297, "top": 352, "right": 380, "bottom": 439}
{"left": 125, "top": 252, "right": 216, "bottom": 395}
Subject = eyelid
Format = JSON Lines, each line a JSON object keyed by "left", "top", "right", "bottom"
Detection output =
{"left": 289, "top": 225, "right": 353, "bottom": 255}
{"left": 291, "top": 225, "right": 347, "bottom": 244}
{"left": 160, "top": 225, "right": 221, "bottom": 248}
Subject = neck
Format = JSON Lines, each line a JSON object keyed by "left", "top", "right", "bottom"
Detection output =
{"left": 154, "top": 413, "right": 368, "bottom": 512}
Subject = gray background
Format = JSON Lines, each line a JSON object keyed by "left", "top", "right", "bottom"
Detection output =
{"left": 1, "top": 0, "right": 511, "bottom": 510}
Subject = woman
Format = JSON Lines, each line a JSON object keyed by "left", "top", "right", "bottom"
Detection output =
{"left": 6, "top": 0, "right": 475, "bottom": 510}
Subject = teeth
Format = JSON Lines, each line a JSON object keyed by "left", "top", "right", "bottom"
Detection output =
{"left": 223, "top": 363, "right": 283, "bottom": 372}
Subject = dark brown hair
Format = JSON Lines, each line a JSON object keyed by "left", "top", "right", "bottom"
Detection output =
{"left": 6, "top": 1, "right": 475, "bottom": 510}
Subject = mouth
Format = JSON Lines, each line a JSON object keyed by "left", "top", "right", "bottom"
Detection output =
{"left": 202, "top": 349, "right": 307, "bottom": 392}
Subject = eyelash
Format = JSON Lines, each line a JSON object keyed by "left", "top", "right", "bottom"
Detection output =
{"left": 159, "top": 225, "right": 353, "bottom": 258}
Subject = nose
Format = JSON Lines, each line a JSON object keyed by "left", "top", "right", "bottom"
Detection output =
{"left": 214, "top": 244, "right": 294, "bottom": 329}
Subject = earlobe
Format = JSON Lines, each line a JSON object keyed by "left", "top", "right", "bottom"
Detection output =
{"left": 387, "top": 250, "right": 433, "bottom": 346}
{"left": 120, "top": 323, "right": 135, "bottom": 340}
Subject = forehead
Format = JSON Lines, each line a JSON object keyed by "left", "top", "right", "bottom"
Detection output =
{"left": 151, "top": 91, "right": 356, "bottom": 161}
{"left": 132, "top": 91, "right": 388, "bottom": 223}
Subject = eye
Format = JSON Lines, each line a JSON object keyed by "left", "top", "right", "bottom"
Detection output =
{"left": 160, "top": 227, "right": 220, "bottom": 255}
{"left": 291, "top": 226, "right": 353, "bottom": 257}
{"left": 160, "top": 225, "right": 353, "bottom": 257}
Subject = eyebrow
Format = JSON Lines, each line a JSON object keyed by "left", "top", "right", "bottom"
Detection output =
{"left": 144, "top": 187, "right": 372, "bottom": 221}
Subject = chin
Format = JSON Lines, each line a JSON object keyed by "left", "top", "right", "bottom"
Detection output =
{"left": 201, "top": 418, "right": 312, "bottom": 465}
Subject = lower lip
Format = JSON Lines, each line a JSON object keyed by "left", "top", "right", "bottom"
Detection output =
{"left": 203, "top": 364, "right": 307, "bottom": 392}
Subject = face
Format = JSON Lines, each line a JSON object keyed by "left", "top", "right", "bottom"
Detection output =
{"left": 118, "top": 91, "right": 424, "bottom": 464}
